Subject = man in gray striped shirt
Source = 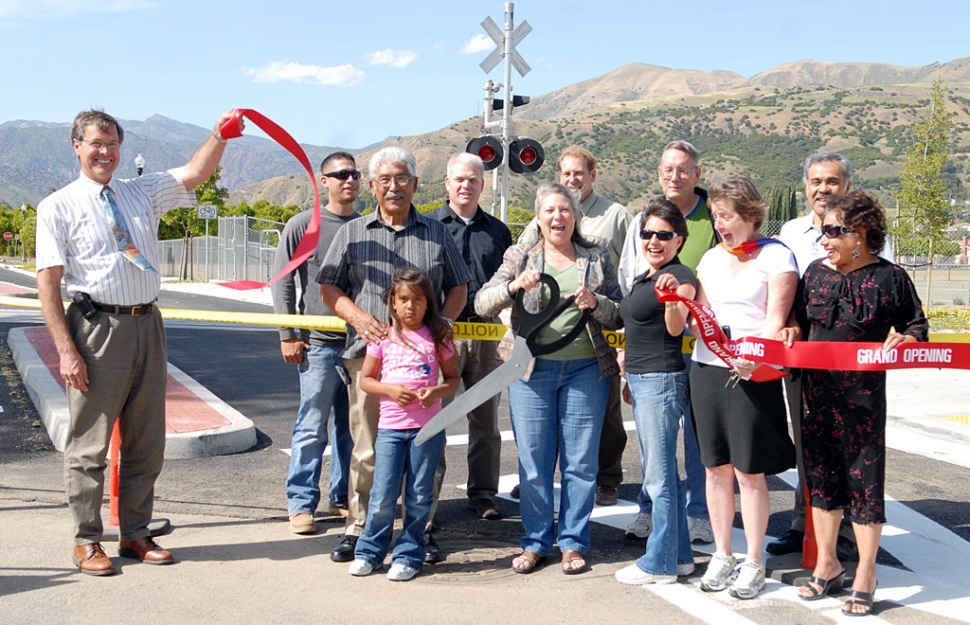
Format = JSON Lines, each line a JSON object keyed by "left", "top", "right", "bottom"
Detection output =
{"left": 318, "top": 146, "right": 471, "bottom": 563}
{"left": 35, "top": 109, "right": 240, "bottom": 576}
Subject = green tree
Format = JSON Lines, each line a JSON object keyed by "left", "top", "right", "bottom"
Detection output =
{"left": 895, "top": 79, "right": 954, "bottom": 298}
{"left": 159, "top": 166, "right": 229, "bottom": 278}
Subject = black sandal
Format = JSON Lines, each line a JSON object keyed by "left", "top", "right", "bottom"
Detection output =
{"left": 842, "top": 581, "right": 878, "bottom": 617}
{"left": 798, "top": 568, "right": 845, "bottom": 601}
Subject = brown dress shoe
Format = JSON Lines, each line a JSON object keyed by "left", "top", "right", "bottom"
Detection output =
{"left": 73, "top": 543, "right": 116, "bottom": 576}
{"left": 118, "top": 537, "right": 174, "bottom": 565}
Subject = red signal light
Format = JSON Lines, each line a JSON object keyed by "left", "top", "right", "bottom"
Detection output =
{"left": 465, "top": 136, "right": 503, "bottom": 171}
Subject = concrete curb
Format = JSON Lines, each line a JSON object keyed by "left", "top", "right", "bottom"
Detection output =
{"left": 8, "top": 326, "right": 71, "bottom": 450}
{"left": 6, "top": 326, "right": 256, "bottom": 459}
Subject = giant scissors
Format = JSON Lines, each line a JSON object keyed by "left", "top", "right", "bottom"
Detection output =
{"left": 415, "top": 274, "right": 589, "bottom": 446}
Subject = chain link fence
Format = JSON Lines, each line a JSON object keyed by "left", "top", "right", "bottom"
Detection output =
{"left": 157, "top": 236, "right": 219, "bottom": 281}
{"left": 154, "top": 216, "right": 284, "bottom": 283}
{"left": 218, "top": 216, "right": 284, "bottom": 284}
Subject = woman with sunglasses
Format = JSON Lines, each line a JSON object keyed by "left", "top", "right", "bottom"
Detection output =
{"left": 614, "top": 199, "right": 697, "bottom": 586}
{"left": 788, "top": 191, "right": 927, "bottom": 616}
{"left": 690, "top": 178, "right": 798, "bottom": 600}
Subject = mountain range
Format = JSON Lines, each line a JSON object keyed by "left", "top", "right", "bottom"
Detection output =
{"left": 3, "top": 57, "right": 970, "bottom": 212}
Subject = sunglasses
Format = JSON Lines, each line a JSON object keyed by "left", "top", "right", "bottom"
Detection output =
{"left": 322, "top": 169, "right": 362, "bottom": 181}
{"left": 639, "top": 229, "right": 677, "bottom": 241}
{"left": 821, "top": 224, "right": 855, "bottom": 239}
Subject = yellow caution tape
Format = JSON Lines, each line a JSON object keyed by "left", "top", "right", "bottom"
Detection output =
{"left": 2, "top": 295, "right": 967, "bottom": 351}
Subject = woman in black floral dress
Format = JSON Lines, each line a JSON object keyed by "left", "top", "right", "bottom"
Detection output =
{"left": 791, "top": 191, "right": 927, "bottom": 616}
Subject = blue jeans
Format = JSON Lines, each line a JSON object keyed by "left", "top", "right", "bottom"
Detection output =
{"left": 286, "top": 345, "right": 352, "bottom": 515}
{"left": 637, "top": 355, "right": 708, "bottom": 519}
{"left": 509, "top": 357, "right": 609, "bottom": 555}
{"left": 355, "top": 428, "right": 446, "bottom": 567}
{"left": 627, "top": 371, "right": 694, "bottom": 575}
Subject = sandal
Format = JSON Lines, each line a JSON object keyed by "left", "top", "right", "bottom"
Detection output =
{"left": 561, "top": 550, "right": 587, "bottom": 575}
{"left": 798, "top": 568, "right": 845, "bottom": 601}
{"left": 512, "top": 551, "right": 546, "bottom": 574}
{"left": 842, "top": 581, "right": 878, "bottom": 617}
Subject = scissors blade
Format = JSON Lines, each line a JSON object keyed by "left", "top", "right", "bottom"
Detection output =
{"left": 415, "top": 336, "right": 532, "bottom": 446}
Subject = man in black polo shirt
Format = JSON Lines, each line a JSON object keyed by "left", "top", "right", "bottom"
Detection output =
{"left": 428, "top": 152, "right": 513, "bottom": 522}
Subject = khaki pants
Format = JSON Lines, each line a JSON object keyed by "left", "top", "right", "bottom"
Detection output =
{"left": 343, "top": 356, "right": 381, "bottom": 536}
{"left": 64, "top": 305, "right": 167, "bottom": 545}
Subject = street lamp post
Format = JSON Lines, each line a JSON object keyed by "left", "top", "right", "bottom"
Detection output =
{"left": 20, "top": 204, "right": 26, "bottom": 262}
{"left": 134, "top": 153, "right": 145, "bottom": 177}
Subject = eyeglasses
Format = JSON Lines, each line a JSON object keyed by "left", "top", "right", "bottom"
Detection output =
{"left": 821, "top": 224, "right": 855, "bottom": 239}
{"left": 375, "top": 175, "right": 414, "bottom": 188}
{"left": 322, "top": 169, "right": 362, "bottom": 181}
{"left": 79, "top": 140, "right": 121, "bottom": 151}
{"left": 659, "top": 168, "right": 694, "bottom": 181}
{"left": 639, "top": 230, "right": 677, "bottom": 241}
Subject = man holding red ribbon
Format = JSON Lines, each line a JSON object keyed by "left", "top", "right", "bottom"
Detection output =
{"left": 36, "top": 109, "right": 242, "bottom": 576}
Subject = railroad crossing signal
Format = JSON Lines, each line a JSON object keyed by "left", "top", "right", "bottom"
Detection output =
{"left": 473, "top": 3, "right": 543, "bottom": 221}
{"left": 478, "top": 14, "right": 532, "bottom": 77}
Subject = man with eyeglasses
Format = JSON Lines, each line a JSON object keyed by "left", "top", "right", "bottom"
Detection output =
{"left": 427, "top": 153, "right": 513, "bottom": 523}
{"left": 617, "top": 140, "right": 718, "bottom": 545}
{"left": 769, "top": 151, "right": 894, "bottom": 561}
{"left": 271, "top": 151, "right": 361, "bottom": 536}
{"left": 318, "top": 146, "right": 471, "bottom": 564}
{"left": 35, "top": 108, "right": 241, "bottom": 576}
{"left": 519, "top": 145, "right": 634, "bottom": 508}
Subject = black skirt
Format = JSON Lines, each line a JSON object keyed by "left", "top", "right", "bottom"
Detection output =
{"left": 689, "top": 362, "right": 795, "bottom": 475}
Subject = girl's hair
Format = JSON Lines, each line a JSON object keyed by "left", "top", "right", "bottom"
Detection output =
{"left": 640, "top": 198, "right": 689, "bottom": 252}
{"left": 382, "top": 266, "right": 450, "bottom": 357}
{"left": 826, "top": 190, "right": 888, "bottom": 254}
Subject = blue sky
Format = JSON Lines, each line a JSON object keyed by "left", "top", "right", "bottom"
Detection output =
{"left": 2, "top": 0, "right": 969, "bottom": 149}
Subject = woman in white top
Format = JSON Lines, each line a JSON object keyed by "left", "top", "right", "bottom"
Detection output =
{"left": 689, "top": 178, "right": 798, "bottom": 600}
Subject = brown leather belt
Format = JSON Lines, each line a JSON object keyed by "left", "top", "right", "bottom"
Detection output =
{"left": 94, "top": 302, "right": 155, "bottom": 316}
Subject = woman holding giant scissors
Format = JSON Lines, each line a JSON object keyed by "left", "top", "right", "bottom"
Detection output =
{"left": 475, "top": 181, "right": 622, "bottom": 575}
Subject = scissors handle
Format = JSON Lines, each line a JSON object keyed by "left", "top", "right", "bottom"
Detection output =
{"left": 515, "top": 273, "right": 590, "bottom": 358}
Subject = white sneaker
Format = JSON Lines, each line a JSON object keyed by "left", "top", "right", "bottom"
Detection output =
{"left": 625, "top": 512, "right": 653, "bottom": 539}
{"left": 387, "top": 560, "right": 421, "bottom": 581}
{"left": 677, "top": 562, "right": 695, "bottom": 577}
{"left": 700, "top": 553, "right": 737, "bottom": 592}
{"left": 614, "top": 563, "right": 677, "bottom": 585}
{"left": 348, "top": 559, "right": 377, "bottom": 577}
{"left": 729, "top": 560, "right": 765, "bottom": 600}
{"left": 689, "top": 517, "right": 714, "bottom": 544}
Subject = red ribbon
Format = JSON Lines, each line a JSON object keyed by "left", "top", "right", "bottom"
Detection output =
{"left": 654, "top": 287, "right": 787, "bottom": 382}
{"left": 218, "top": 109, "right": 321, "bottom": 290}
{"left": 734, "top": 337, "right": 970, "bottom": 371}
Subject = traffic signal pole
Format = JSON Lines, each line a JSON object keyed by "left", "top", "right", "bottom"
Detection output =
{"left": 499, "top": 4, "right": 515, "bottom": 223}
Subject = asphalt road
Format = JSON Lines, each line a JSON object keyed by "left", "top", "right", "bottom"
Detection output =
{"left": 3, "top": 267, "right": 970, "bottom": 624}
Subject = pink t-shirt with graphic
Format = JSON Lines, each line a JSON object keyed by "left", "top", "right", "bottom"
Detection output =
{"left": 366, "top": 326, "right": 454, "bottom": 430}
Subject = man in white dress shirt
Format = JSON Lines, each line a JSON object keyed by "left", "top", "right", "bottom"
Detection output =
{"left": 36, "top": 108, "right": 240, "bottom": 576}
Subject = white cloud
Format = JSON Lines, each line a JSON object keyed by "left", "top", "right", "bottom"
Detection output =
{"left": 461, "top": 34, "right": 494, "bottom": 55}
{"left": 0, "top": 0, "right": 154, "bottom": 18}
{"left": 366, "top": 48, "right": 418, "bottom": 69}
{"left": 241, "top": 61, "right": 365, "bottom": 87}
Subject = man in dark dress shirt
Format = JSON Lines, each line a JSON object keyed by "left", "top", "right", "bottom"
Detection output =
{"left": 318, "top": 146, "right": 471, "bottom": 564}
{"left": 427, "top": 153, "right": 513, "bottom": 523}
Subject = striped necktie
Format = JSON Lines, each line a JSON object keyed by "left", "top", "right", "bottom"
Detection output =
{"left": 101, "top": 186, "right": 157, "bottom": 273}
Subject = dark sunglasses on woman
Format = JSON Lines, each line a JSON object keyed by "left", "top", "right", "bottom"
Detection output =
{"left": 639, "top": 230, "right": 676, "bottom": 241}
{"left": 820, "top": 224, "right": 855, "bottom": 239}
